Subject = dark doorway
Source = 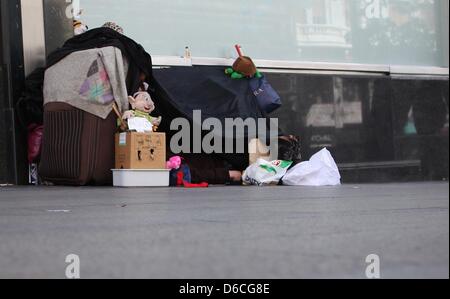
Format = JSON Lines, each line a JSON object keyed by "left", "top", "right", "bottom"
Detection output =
{"left": 0, "top": 0, "right": 27, "bottom": 184}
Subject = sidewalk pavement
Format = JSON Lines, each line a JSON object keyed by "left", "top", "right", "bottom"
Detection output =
{"left": 0, "top": 182, "right": 448, "bottom": 279}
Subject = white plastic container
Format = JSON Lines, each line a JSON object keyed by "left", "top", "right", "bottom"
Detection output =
{"left": 112, "top": 169, "right": 170, "bottom": 187}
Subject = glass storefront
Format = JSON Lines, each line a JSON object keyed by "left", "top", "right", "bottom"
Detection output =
{"left": 80, "top": 0, "right": 449, "bottom": 68}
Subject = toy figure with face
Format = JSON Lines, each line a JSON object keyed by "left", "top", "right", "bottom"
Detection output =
{"left": 130, "top": 92, "right": 154, "bottom": 114}
{"left": 122, "top": 91, "right": 162, "bottom": 127}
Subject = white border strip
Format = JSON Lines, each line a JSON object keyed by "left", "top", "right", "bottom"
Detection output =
{"left": 390, "top": 65, "right": 449, "bottom": 76}
{"left": 152, "top": 55, "right": 449, "bottom": 76}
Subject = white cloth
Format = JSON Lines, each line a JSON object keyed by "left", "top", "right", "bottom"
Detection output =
{"left": 282, "top": 148, "right": 341, "bottom": 186}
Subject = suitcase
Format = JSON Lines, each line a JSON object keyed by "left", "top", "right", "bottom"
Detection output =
{"left": 39, "top": 102, "right": 117, "bottom": 185}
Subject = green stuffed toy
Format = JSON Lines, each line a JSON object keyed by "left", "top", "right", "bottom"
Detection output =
{"left": 225, "top": 67, "right": 262, "bottom": 79}
{"left": 225, "top": 56, "right": 263, "bottom": 79}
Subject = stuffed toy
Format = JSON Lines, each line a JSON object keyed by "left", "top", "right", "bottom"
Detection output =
{"left": 166, "top": 156, "right": 182, "bottom": 170}
{"left": 225, "top": 67, "right": 262, "bottom": 79}
{"left": 72, "top": 7, "right": 88, "bottom": 36}
{"left": 225, "top": 56, "right": 262, "bottom": 79}
{"left": 167, "top": 158, "right": 208, "bottom": 188}
{"left": 225, "top": 45, "right": 263, "bottom": 79}
{"left": 122, "top": 91, "right": 162, "bottom": 128}
{"left": 73, "top": 20, "right": 88, "bottom": 36}
{"left": 102, "top": 22, "right": 124, "bottom": 34}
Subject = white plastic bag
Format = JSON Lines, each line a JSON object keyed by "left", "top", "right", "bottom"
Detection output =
{"left": 282, "top": 148, "right": 341, "bottom": 186}
{"left": 243, "top": 159, "right": 293, "bottom": 186}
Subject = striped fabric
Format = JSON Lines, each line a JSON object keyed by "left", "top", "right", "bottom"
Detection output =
{"left": 40, "top": 109, "right": 83, "bottom": 180}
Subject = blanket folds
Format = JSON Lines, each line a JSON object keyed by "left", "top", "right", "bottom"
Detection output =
{"left": 44, "top": 47, "right": 129, "bottom": 119}
{"left": 18, "top": 27, "right": 153, "bottom": 125}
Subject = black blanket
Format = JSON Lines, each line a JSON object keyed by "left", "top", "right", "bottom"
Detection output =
{"left": 151, "top": 66, "right": 279, "bottom": 170}
{"left": 151, "top": 66, "right": 270, "bottom": 134}
{"left": 16, "top": 67, "right": 46, "bottom": 128}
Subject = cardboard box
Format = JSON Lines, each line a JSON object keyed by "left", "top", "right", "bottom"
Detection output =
{"left": 115, "top": 132, "right": 166, "bottom": 169}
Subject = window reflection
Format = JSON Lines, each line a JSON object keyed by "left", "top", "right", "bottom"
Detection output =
{"left": 355, "top": 0, "right": 442, "bottom": 65}
{"left": 80, "top": 0, "right": 448, "bottom": 67}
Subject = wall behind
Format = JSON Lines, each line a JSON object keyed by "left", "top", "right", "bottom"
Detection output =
{"left": 0, "top": 0, "right": 26, "bottom": 184}
{"left": 43, "top": 0, "right": 73, "bottom": 55}
{"left": 21, "top": 0, "right": 46, "bottom": 76}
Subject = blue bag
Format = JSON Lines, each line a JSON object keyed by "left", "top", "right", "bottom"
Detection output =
{"left": 169, "top": 164, "right": 192, "bottom": 187}
{"left": 249, "top": 75, "right": 282, "bottom": 114}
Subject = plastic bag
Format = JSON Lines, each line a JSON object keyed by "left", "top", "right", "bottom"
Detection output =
{"left": 282, "top": 148, "right": 341, "bottom": 186}
{"left": 243, "top": 159, "right": 292, "bottom": 186}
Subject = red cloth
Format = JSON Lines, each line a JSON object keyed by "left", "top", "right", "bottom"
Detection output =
{"left": 27, "top": 124, "right": 44, "bottom": 163}
{"left": 183, "top": 181, "right": 209, "bottom": 188}
{"left": 176, "top": 170, "right": 208, "bottom": 188}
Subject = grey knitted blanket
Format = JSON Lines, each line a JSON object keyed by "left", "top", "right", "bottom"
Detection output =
{"left": 44, "top": 46, "right": 129, "bottom": 119}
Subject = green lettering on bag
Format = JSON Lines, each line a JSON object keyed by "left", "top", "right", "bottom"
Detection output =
{"left": 279, "top": 161, "right": 293, "bottom": 169}
{"left": 259, "top": 164, "right": 277, "bottom": 174}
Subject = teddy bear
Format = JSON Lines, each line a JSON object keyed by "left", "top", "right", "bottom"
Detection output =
{"left": 122, "top": 91, "right": 162, "bottom": 128}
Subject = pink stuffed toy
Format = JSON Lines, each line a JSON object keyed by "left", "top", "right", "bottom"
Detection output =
{"left": 166, "top": 156, "right": 182, "bottom": 170}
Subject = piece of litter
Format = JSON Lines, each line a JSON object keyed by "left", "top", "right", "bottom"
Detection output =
{"left": 47, "top": 210, "right": 71, "bottom": 213}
